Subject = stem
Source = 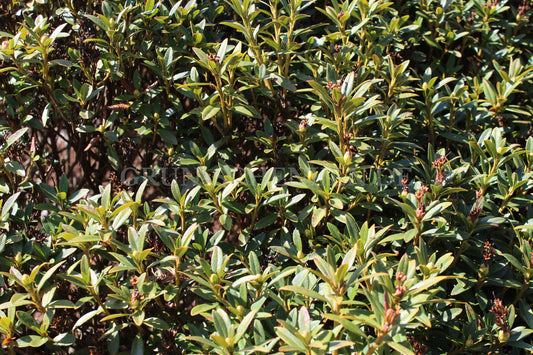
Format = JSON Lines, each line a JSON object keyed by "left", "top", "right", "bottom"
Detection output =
{"left": 365, "top": 330, "right": 388, "bottom": 355}
{"left": 214, "top": 76, "right": 231, "bottom": 134}
{"left": 89, "top": 287, "right": 111, "bottom": 316}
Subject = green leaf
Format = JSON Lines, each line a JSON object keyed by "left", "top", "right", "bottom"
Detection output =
{"left": 109, "top": 253, "right": 138, "bottom": 272}
{"left": 422, "top": 202, "right": 452, "bottom": 221}
{"left": 219, "top": 213, "right": 233, "bottom": 230}
{"left": 270, "top": 73, "right": 296, "bottom": 91}
{"left": 213, "top": 308, "right": 231, "bottom": 338}
{"left": 234, "top": 105, "right": 260, "bottom": 118}
{"left": 276, "top": 326, "right": 306, "bottom": 351}
{"left": 42, "top": 103, "right": 51, "bottom": 126}
{"left": 387, "top": 340, "right": 415, "bottom": 355}
{"left": 311, "top": 207, "right": 327, "bottom": 227}
{"left": 16, "top": 311, "right": 41, "bottom": 333}
{"left": 16, "top": 335, "right": 49, "bottom": 348}
{"left": 324, "top": 314, "right": 366, "bottom": 338}
{"left": 5, "top": 161, "right": 25, "bottom": 176}
{"left": 408, "top": 276, "right": 455, "bottom": 296}
{"left": 73, "top": 309, "right": 102, "bottom": 329}
{"left": 202, "top": 105, "right": 220, "bottom": 121}
{"left": 159, "top": 129, "right": 178, "bottom": 145}
{"left": 5, "top": 128, "right": 28, "bottom": 149}
{"left": 191, "top": 303, "right": 217, "bottom": 316}
{"left": 279, "top": 286, "right": 328, "bottom": 303}
{"left": 37, "top": 260, "right": 66, "bottom": 293}
{"left": 2, "top": 191, "right": 20, "bottom": 217}
{"left": 234, "top": 309, "right": 258, "bottom": 343}
{"left": 143, "top": 317, "right": 170, "bottom": 330}
{"left": 132, "top": 335, "right": 144, "bottom": 355}
{"left": 254, "top": 213, "right": 278, "bottom": 230}
{"left": 53, "top": 333, "right": 75, "bottom": 346}
{"left": 49, "top": 59, "right": 73, "bottom": 67}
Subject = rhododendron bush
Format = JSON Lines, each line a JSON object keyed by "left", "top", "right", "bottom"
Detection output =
{"left": 0, "top": 0, "right": 533, "bottom": 353}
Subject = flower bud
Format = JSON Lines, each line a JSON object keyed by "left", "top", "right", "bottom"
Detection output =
{"left": 301, "top": 330, "right": 310, "bottom": 340}
{"left": 478, "top": 264, "right": 489, "bottom": 278}
{"left": 385, "top": 308, "right": 399, "bottom": 326}
{"left": 236, "top": 305, "right": 244, "bottom": 316}
{"left": 210, "top": 274, "right": 219, "bottom": 284}
{"left": 465, "top": 337, "right": 474, "bottom": 347}
{"left": 498, "top": 329, "right": 510, "bottom": 342}
{"left": 21, "top": 274, "right": 31, "bottom": 286}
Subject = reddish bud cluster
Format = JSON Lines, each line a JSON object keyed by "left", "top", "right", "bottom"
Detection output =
{"left": 518, "top": 1, "right": 531, "bottom": 16}
{"left": 490, "top": 298, "right": 510, "bottom": 334}
{"left": 130, "top": 276, "right": 139, "bottom": 286}
{"left": 394, "top": 271, "right": 408, "bottom": 298}
{"left": 433, "top": 154, "right": 447, "bottom": 185}
{"left": 415, "top": 204, "right": 425, "bottom": 220}
{"left": 396, "top": 271, "right": 407, "bottom": 282}
{"left": 326, "top": 81, "right": 342, "bottom": 91}
{"left": 432, "top": 156, "right": 446, "bottom": 169}
{"left": 384, "top": 308, "right": 400, "bottom": 329}
{"left": 414, "top": 185, "right": 429, "bottom": 201}
{"left": 408, "top": 336, "right": 428, "bottom": 355}
{"left": 207, "top": 54, "right": 220, "bottom": 63}
{"left": 401, "top": 177, "right": 409, "bottom": 196}
{"left": 415, "top": 185, "right": 429, "bottom": 220}
{"left": 482, "top": 240, "right": 495, "bottom": 267}
{"left": 470, "top": 190, "right": 484, "bottom": 223}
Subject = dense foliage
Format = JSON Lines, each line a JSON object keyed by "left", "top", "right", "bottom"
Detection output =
{"left": 1, "top": 0, "right": 533, "bottom": 353}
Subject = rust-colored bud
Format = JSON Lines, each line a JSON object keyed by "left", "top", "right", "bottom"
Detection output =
{"left": 394, "top": 285, "right": 407, "bottom": 298}
{"left": 397, "top": 271, "right": 407, "bottom": 283}
{"left": 416, "top": 205, "right": 425, "bottom": 220}
{"left": 385, "top": 308, "right": 400, "bottom": 326}
{"left": 130, "top": 276, "right": 139, "bottom": 286}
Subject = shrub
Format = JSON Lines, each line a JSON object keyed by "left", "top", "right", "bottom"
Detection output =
{"left": 0, "top": 0, "right": 533, "bottom": 353}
